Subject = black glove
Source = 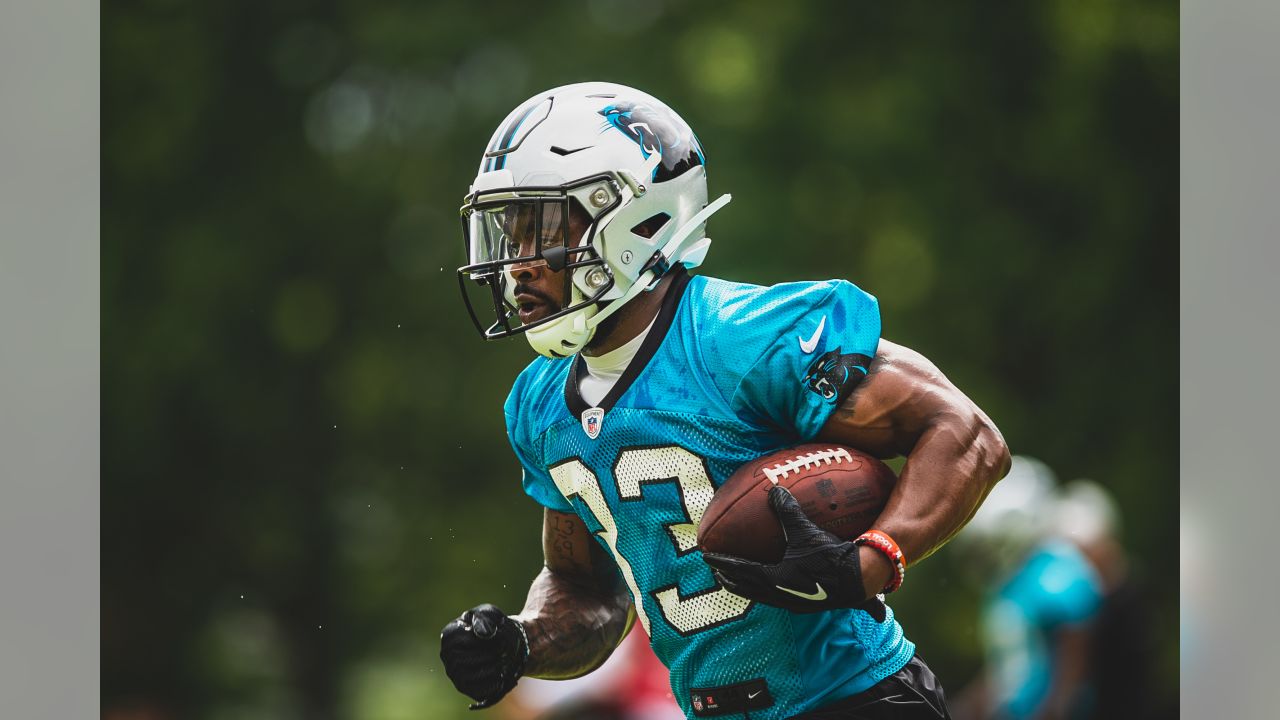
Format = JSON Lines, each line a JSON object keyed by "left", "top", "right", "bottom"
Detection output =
{"left": 440, "top": 604, "right": 529, "bottom": 710}
{"left": 702, "top": 486, "right": 887, "bottom": 621}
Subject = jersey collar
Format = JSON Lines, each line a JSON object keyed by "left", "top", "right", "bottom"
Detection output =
{"left": 565, "top": 267, "right": 691, "bottom": 418}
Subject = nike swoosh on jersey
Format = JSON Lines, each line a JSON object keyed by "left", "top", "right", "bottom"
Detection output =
{"left": 798, "top": 316, "right": 827, "bottom": 353}
{"left": 776, "top": 582, "right": 828, "bottom": 601}
{"left": 747, "top": 690, "right": 763, "bottom": 699}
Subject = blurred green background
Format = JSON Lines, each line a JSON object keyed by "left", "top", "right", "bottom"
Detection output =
{"left": 103, "top": 1, "right": 1177, "bottom": 718}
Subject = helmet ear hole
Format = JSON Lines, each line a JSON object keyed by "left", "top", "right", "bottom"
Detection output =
{"left": 630, "top": 212, "right": 671, "bottom": 239}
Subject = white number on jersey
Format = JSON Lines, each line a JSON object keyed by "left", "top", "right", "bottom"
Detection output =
{"left": 550, "top": 446, "right": 752, "bottom": 636}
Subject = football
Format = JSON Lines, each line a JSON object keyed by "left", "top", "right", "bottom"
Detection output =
{"left": 697, "top": 444, "right": 897, "bottom": 564}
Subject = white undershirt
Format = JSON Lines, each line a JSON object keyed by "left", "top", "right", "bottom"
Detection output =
{"left": 579, "top": 317, "right": 658, "bottom": 407}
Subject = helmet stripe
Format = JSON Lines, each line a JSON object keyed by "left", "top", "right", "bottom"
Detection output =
{"left": 488, "top": 100, "right": 542, "bottom": 172}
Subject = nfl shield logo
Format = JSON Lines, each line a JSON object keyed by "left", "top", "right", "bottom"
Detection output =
{"left": 581, "top": 407, "right": 604, "bottom": 440}
{"left": 691, "top": 696, "right": 704, "bottom": 712}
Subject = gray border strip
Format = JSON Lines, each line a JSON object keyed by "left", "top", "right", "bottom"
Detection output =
{"left": 0, "top": 0, "right": 101, "bottom": 714}
{"left": 1182, "top": 1, "right": 1280, "bottom": 718}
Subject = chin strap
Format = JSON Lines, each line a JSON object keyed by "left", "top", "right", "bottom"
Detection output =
{"left": 524, "top": 299, "right": 598, "bottom": 358}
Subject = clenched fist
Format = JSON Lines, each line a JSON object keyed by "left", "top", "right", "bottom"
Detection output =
{"left": 440, "top": 604, "right": 529, "bottom": 710}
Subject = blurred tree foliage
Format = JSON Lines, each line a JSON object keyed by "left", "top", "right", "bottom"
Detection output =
{"left": 103, "top": 1, "right": 1177, "bottom": 718}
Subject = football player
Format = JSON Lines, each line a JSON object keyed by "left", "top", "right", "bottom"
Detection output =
{"left": 441, "top": 82, "right": 1010, "bottom": 720}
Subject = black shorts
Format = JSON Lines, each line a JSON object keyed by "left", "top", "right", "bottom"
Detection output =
{"left": 788, "top": 655, "right": 951, "bottom": 720}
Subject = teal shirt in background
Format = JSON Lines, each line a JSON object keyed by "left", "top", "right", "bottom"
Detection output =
{"left": 984, "top": 540, "right": 1104, "bottom": 720}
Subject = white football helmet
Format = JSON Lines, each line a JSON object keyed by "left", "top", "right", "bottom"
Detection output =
{"left": 1053, "top": 479, "right": 1120, "bottom": 545}
{"left": 457, "top": 81, "right": 731, "bottom": 357}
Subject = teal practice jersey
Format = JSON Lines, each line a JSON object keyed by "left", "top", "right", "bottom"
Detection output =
{"left": 505, "top": 270, "right": 915, "bottom": 719}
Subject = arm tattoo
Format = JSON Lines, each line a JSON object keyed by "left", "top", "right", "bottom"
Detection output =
{"left": 548, "top": 511, "right": 582, "bottom": 572}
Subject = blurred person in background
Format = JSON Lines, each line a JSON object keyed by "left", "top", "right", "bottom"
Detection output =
{"left": 951, "top": 457, "right": 1100, "bottom": 720}
{"left": 952, "top": 459, "right": 1158, "bottom": 720}
{"left": 438, "top": 81, "right": 1009, "bottom": 720}
{"left": 1053, "top": 480, "right": 1162, "bottom": 719}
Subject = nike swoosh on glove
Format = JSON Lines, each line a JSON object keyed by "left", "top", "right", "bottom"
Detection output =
{"left": 702, "top": 486, "right": 887, "bottom": 621}
{"left": 440, "top": 604, "right": 529, "bottom": 709}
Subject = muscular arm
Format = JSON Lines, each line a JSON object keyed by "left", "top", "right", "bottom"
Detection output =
{"left": 513, "top": 509, "right": 635, "bottom": 679}
{"left": 816, "top": 339, "right": 1011, "bottom": 593}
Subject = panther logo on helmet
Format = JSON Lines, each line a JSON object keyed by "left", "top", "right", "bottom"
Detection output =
{"left": 599, "top": 102, "right": 705, "bottom": 181}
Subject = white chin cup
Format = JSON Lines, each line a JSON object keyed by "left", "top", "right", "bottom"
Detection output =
{"left": 524, "top": 303, "right": 600, "bottom": 358}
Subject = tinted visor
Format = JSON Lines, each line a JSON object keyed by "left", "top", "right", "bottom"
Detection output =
{"left": 458, "top": 186, "right": 616, "bottom": 340}
{"left": 466, "top": 199, "right": 572, "bottom": 269}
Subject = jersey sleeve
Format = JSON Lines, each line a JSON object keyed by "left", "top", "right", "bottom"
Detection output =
{"left": 504, "top": 368, "right": 574, "bottom": 513}
{"left": 726, "top": 280, "right": 881, "bottom": 439}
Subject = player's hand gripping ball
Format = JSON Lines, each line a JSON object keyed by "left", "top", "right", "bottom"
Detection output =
{"left": 440, "top": 604, "right": 529, "bottom": 710}
{"left": 699, "top": 444, "right": 897, "bottom": 618}
{"left": 699, "top": 444, "right": 896, "bottom": 560}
